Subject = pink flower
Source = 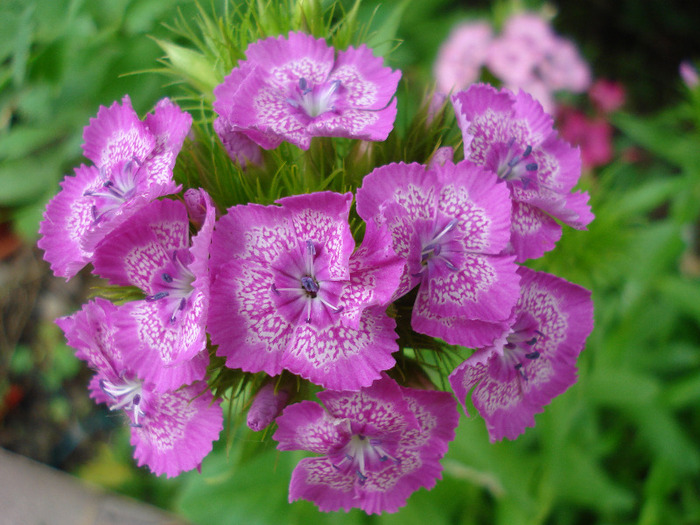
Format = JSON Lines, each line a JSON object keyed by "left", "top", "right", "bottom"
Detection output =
{"left": 434, "top": 21, "right": 493, "bottom": 93}
{"left": 558, "top": 107, "right": 613, "bottom": 169}
{"left": 208, "top": 191, "right": 404, "bottom": 390}
{"left": 449, "top": 267, "right": 594, "bottom": 442}
{"left": 680, "top": 60, "right": 699, "bottom": 89}
{"left": 91, "top": 195, "right": 216, "bottom": 391}
{"left": 452, "top": 83, "right": 593, "bottom": 261}
{"left": 273, "top": 375, "right": 459, "bottom": 514}
{"left": 213, "top": 32, "right": 401, "bottom": 151}
{"left": 57, "top": 298, "right": 223, "bottom": 477}
{"left": 356, "top": 160, "right": 520, "bottom": 348}
{"left": 38, "top": 96, "right": 191, "bottom": 279}
{"left": 588, "top": 79, "right": 626, "bottom": 114}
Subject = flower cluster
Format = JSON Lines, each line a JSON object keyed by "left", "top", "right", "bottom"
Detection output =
{"left": 435, "top": 12, "right": 591, "bottom": 113}
{"left": 41, "top": 21, "right": 594, "bottom": 515}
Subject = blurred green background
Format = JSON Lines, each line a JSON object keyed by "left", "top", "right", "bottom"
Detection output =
{"left": 1, "top": 0, "right": 700, "bottom": 524}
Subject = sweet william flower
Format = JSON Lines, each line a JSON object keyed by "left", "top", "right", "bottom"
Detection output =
{"left": 213, "top": 31, "right": 401, "bottom": 151}
{"left": 38, "top": 96, "right": 191, "bottom": 279}
{"left": 273, "top": 374, "right": 459, "bottom": 514}
{"left": 356, "top": 160, "right": 520, "bottom": 348}
{"left": 208, "top": 191, "right": 404, "bottom": 391}
{"left": 449, "top": 267, "right": 593, "bottom": 442}
{"left": 91, "top": 193, "right": 216, "bottom": 391}
{"left": 57, "top": 298, "right": 223, "bottom": 477}
{"left": 452, "top": 83, "right": 594, "bottom": 261}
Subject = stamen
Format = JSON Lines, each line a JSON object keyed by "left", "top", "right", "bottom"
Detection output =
{"left": 162, "top": 273, "right": 173, "bottom": 283}
{"left": 145, "top": 291, "right": 169, "bottom": 301}
{"left": 525, "top": 350, "right": 540, "bottom": 360}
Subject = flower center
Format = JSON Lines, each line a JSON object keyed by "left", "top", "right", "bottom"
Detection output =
{"left": 417, "top": 218, "right": 461, "bottom": 277}
{"left": 100, "top": 376, "right": 146, "bottom": 427}
{"left": 145, "top": 248, "right": 196, "bottom": 324}
{"left": 495, "top": 138, "right": 538, "bottom": 184}
{"left": 331, "top": 434, "right": 400, "bottom": 485}
{"left": 287, "top": 77, "right": 342, "bottom": 118}
{"left": 271, "top": 240, "right": 344, "bottom": 327}
{"left": 84, "top": 159, "right": 142, "bottom": 224}
{"left": 499, "top": 314, "right": 543, "bottom": 381}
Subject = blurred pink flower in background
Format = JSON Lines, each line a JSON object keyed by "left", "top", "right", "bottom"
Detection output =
{"left": 680, "top": 60, "right": 699, "bottom": 89}
{"left": 589, "top": 79, "right": 626, "bottom": 114}
{"left": 558, "top": 107, "right": 613, "bottom": 170}
{"left": 435, "top": 11, "right": 591, "bottom": 114}
{"left": 434, "top": 21, "right": 493, "bottom": 93}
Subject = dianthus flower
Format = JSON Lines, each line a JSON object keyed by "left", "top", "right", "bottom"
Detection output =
{"left": 452, "top": 83, "right": 593, "bottom": 261}
{"left": 57, "top": 298, "right": 223, "bottom": 477}
{"left": 39, "top": 96, "right": 191, "bottom": 279}
{"left": 273, "top": 374, "right": 459, "bottom": 514}
{"left": 356, "top": 160, "right": 520, "bottom": 348}
{"left": 213, "top": 31, "right": 401, "bottom": 151}
{"left": 91, "top": 193, "right": 215, "bottom": 391}
{"left": 449, "top": 267, "right": 593, "bottom": 442}
{"left": 208, "top": 191, "right": 403, "bottom": 391}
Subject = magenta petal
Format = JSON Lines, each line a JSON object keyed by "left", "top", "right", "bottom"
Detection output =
{"left": 131, "top": 382, "right": 223, "bottom": 478}
{"left": 38, "top": 165, "right": 100, "bottom": 279}
{"left": 115, "top": 301, "right": 208, "bottom": 391}
{"left": 92, "top": 199, "right": 189, "bottom": 290}
{"left": 82, "top": 95, "right": 153, "bottom": 173}
{"left": 508, "top": 200, "right": 563, "bottom": 262}
{"left": 274, "top": 400, "right": 348, "bottom": 453}
{"left": 282, "top": 306, "right": 398, "bottom": 391}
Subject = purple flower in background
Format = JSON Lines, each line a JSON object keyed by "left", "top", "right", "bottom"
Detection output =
{"left": 39, "top": 96, "right": 191, "bottom": 279}
{"left": 91, "top": 194, "right": 216, "bottom": 391}
{"left": 434, "top": 21, "right": 493, "bottom": 93}
{"left": 208, "top": 191, "right": 404, "bottom": 391}
{"left": 57, "top": 298, "right": 223, "bottom": 477}
{"left": 273, "top": 375, "right": 459, "bottom": 514}
{"left": 356, "top": 160, "right": 520, "bottom": 348}
{"left": 449, "top": 267, "right": 593, "bottom": 442}
{"left": 452, "top": 83, "right": 593, "bottom": 261}
{"left": 213, "top": 31, "right": 401, "bottom": 150}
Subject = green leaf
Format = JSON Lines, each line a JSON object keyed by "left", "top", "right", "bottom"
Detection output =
{"left": 154, "top": 38, "right": 219, "bottom": 96}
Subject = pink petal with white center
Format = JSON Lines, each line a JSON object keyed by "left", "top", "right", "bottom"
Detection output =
{"left": 412, "top": 287, "right": 512, "bottom": 349}
{"left": 331, "top": 44, "right": 400, "bottom": 111}
{"left": 507, "top": 200, "right": 563, "bottom": 261}
{"left": 244, "top": 32, "right": 335, "bottom": 84}
{"left": 282, "top": 306, "right": 398, "bottom": 391}
{"left": 210, "top": 201, "right": 297, "bottom": 277}
{"left": 317, "top": 373, "right": 413, "bottom": 436}
{"left": 341, "top": 220, "right": 404, "bottom": 328}
{"left": 276, "top": 191, "right": 354, "bottom": 281}
{"left": 141, "top": 98, "right": 192, "bottom": 188}
{"left": 131, "top": 381, "right": 223, "bottom": 478}
{"left": 423, "top": 252, "right": 519, "bottom": 321}
{"left": 433, "top": 161, "right": 512, "bottom": 253}
{"left": 82, "top": 95, "right": 154, "bottom": 174}
{"left": 38, "top": 164, "right": 100, "bottom": 279}
{"left": 449, "top": 268, "right": 593, "bottom": 441}
{"left": 56, "top": 297, "right": 123, "bottom": 379}
{"left": 209, "top": 260, "right": 292, "bottom": 376}
{"left": 92, "top": 199, "right": 189, "bottom": 290}
{"left": 274, "top": 400, "right": 350, "bottom": 454}
{"left": 115, "top": 299, "right": 208, "bottom": 391}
